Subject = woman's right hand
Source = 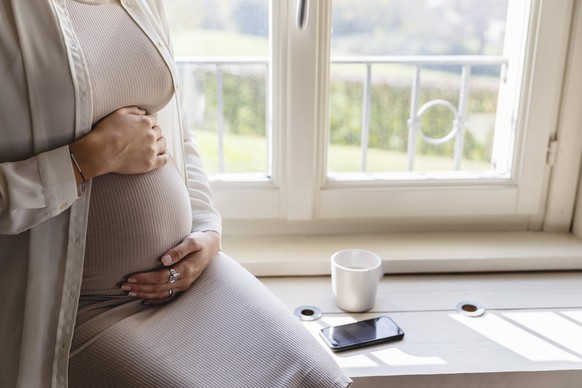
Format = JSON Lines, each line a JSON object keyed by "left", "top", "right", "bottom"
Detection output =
{"left": 69, "top": 107, "right": 168, "bottom": 181}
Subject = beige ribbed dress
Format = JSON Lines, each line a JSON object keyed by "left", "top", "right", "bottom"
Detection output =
{"left": 66, "top": 1, "right": 351, "bottom": 387}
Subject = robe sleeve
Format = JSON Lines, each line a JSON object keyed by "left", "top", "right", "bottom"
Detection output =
{"left": 0, "top": 145, "right": 79, "bottom": 235}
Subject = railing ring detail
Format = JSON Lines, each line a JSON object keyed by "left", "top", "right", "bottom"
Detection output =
{"left": 415, "top": 99, "right": 459, "bottom": 145}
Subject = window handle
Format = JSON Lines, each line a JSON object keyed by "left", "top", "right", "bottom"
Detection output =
{"left": 296, "top": 0, "right": 309, "bottom": 30}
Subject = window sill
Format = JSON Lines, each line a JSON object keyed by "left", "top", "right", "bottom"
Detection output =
{"left": 259, "top": 271, "right": 582, "bottom": 387}
{"left": 223, "top": 231, "right": 582, "bottom": 276}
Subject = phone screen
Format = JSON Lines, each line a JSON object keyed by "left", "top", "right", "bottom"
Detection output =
{"left": 319, "top": 316, "right": 404, "bottom": 352}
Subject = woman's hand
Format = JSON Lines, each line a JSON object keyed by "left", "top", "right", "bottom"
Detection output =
{"left": 70, "top": 106, "right": 168, "bottom": 182}
{"left": 121, "top": 231, "right": 221, "bottom": 303}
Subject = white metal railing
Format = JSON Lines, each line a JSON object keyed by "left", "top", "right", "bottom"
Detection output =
{"left": 177, "top": 57, "right": 270, "bottom": 173}
{"left": 176, "top": 55, "right": 508, "bottom": 173}
{"left": 332, "top": 55, "right": 508, "bottom": 171}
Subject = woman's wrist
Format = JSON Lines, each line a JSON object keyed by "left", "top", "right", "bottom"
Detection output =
{"left": 69, "top": 152, "right": 86, "bottom": 185}
{"left": 69, "top": 134, "right": 109, "bottom": 183}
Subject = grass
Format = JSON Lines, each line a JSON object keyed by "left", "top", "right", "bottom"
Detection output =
{"left": 194, "top": 130, "right": 491, "bottom": 176}
{"left": 195, "top": 130, "right": 268, "bottom": 173}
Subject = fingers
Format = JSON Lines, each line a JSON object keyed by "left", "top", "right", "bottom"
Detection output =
{"left": 120, "top": 106, "right": 157, "bottom": 129}
{"left": 124, "top": 282, "right": 183, "bottom": 301}
{"left": 123, "top": 106, "right": 147, "bottom": 115}
{"left": 149, "top": 126, "right": 167, "bottom": 170}
{"left": 93, "top": 107, "right": 167, "bottom": 175}
{"left": 122, "top": 267, "right": 183, "bottom": 301}
{"left": 161, "top": 235, "right": 201, "bottom": 266}
{"left": 127, "top": 268, "right": 170, "bottom": 285}
{"left": 156, "top": 139, "right": 166, "bottom": 155}
{"left": 122, "top": 284, "right": 177, "bottom": 301}
{"left": 123, "top": 106, "right": 155, "bottom": 120}
{"left": 150, "top": 153, "right": 169, "bottom": 170}
{"left": 151, "top": 125, "right": 165, "bottom": 156}
{"left": 151, "top": 124, "right": 162, "bottom": 139}
{"left": 120, "top": 233, "right": 219, "bottom": 303}
{"left": 122, "top": 257, "right": 205, "bottom": 302}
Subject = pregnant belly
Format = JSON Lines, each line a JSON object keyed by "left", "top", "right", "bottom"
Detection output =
{"left": 81, "top": 161, "right": 192, "bottom": 299}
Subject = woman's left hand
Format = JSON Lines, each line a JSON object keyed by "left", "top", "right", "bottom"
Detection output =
{"left": 121, "top": 231, "right": 220, "bottom": 303}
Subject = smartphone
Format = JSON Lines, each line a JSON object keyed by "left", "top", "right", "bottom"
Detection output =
{"left": 319, "top": 316, "right": 404, "bottom": 352}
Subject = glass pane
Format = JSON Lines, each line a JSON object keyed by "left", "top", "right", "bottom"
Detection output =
{"left": 165, "top": 0, "right": 270, "bottom": 177}
{"left": 328, "top": 0, "right": 510, "bottom": 176}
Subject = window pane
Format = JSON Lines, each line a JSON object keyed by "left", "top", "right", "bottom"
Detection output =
{"left": 328, "top": 0, "right": 510, "bottom": 176}
{"left": 165, "top": 0, "right": 270, "bottom": 177}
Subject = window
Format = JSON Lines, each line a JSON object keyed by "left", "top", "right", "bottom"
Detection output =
{"left": 328, "top": 1, "right": 510, "bottom": 176}
{"left": 167, "top": 0, "right": 271, "bottom": 178}
{"left": 166, "top": 0, "right": 578, "bottom": 232}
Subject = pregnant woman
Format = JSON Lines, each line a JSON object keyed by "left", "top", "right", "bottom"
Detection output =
{"left": 0, "top": 1, "right": 351, "bottom": 387}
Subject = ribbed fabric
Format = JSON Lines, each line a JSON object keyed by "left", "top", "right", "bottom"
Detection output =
{"left": 66, "top": 0, "right": 188, "bottom": 298}
{"left": 66, "top": 0, "right": 173, "bottom": 122}
{"left": 81, "top": 161, "right": 192, "bottom": 298}
{"left": 70, "top": 254, "right": 352, "bottom": 388}
{"left": 67, "top": 1, "right": 351, "bottom": 387}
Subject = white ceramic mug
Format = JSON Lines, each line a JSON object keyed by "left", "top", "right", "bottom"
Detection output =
{"left": 331, "top": 249, "right": 384, "bottom": 312}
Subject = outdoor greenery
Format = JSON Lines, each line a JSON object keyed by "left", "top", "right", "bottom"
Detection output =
{"left": 184, "top": 66, "right": 498, "bottom": 172}
{"left": 329, "top": 68, "right": 498, "bottom": 164}
{"left": 195, "top": 131, "right": 491, "bottom": 175}
{"left": 166, "top": 0, "right": 507, "bottom": 174}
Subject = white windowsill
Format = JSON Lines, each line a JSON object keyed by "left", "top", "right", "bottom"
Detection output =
{"left": 221, "top": 231, "right": 582, "bottom": 386}
{"left": 222, "top": 231, "right": 582, "bottom": 277}
{"left": 259, "top": 271, "right": 582, "bottom": 387}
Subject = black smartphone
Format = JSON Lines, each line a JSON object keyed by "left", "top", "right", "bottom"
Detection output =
{"left": 319, "top": 316, "right": 404, "bottom": 352}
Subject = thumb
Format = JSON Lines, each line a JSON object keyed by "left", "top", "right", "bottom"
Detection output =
{"left": 161, "top": 239, "right": 190, "bottom": 266}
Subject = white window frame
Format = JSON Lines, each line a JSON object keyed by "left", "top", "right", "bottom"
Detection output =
{"left": 208, "top": 0, "right": 581, "bottom": 235}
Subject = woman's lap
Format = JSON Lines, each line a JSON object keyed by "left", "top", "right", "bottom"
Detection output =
{"left": 69, "top": 253, "right": 351, "bottom": 388}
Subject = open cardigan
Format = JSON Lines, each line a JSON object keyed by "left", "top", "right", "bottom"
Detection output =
{"left": 0, "top": 1, "right": 221, "bottom": 386}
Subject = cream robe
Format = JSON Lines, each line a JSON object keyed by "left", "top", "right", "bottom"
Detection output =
{"left": 0, "top": 1, "right": 222, "bottom": 387}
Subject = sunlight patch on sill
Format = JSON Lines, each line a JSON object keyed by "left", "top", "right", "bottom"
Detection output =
{"left": 450, "top": 313, "right": 582, "bottom": 363}
{"left": 502, "top": 312, "right": 582, "bottom": 356}
{"left": 564, "top": 311, "right": 582, "bottom": 325}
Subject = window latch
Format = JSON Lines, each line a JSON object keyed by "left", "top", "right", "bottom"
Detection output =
{"left": 296, "top": 0, "right": 309, "bottom": 31}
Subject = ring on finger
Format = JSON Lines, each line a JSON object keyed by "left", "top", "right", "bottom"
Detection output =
{"left": 168, "top": 288, "right": 175, "bottom": 298}
{"left": 168, "top": 268, "right": 180, "bottom": 284}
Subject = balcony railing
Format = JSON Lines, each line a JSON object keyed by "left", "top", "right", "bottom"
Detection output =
{"left": 177, "top": 57, "right": 270, "bottom": 174}
{"left": 176, "top": 55, "right": 508, "bottom": 174}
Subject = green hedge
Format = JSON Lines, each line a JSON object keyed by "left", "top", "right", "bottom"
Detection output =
{"left": 193, "top": 69, "right": 498, "bottom": 163}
